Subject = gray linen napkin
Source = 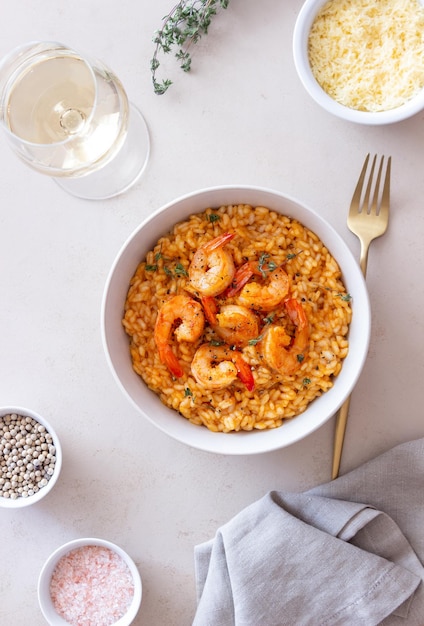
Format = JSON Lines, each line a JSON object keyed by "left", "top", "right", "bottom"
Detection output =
{"left": 193, "top": 438, "right": 424, "bottom": 625}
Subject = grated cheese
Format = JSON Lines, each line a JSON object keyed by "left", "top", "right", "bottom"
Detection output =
{"left": 308, "top": 0, "right": 424, "bottom": 111}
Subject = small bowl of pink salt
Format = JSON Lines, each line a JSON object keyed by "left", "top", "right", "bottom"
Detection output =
{"left": 38, "top": 538, "right": 142, "bottom": 625}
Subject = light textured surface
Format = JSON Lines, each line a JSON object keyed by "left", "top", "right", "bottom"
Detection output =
{"left": 0, "top": 1, "right": 424, "bottom": 624}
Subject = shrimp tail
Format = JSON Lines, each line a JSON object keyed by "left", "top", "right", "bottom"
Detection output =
{"left": 201, "top": 295, "right": 218, "bottom": 326}
{"left": 204, "top": 231, "right": 235, "bottom": 252}
{"left": 234, "top": 353, "right": 255, "bottom": 391}
{"left": 285, "top": 298, "right": 308, "bottom": 329}
{"left": 158, "top": 344, "right": 185, "bottom": 378}
{"left": 225, "top": 262, "right": 254, "bottom": 298}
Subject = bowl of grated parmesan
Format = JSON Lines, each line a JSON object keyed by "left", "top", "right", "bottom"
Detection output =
{"left": 38, "top": 537, "right": 142, "bottom": 625}
{"left": 293, "top": 0, "right": 424, "bottom": 124}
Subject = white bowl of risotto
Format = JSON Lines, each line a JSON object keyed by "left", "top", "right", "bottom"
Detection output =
{"left": 101, "top": 185, "right": 370, "bottom": 455}
{"left": 38, "top": 537, "right": 142, "bottom": 625}
{"left": 293, "top": 0, "right": 424, "bottom": 125}
{"left": 0, "top": 406, "right": 62, "bottom": 508}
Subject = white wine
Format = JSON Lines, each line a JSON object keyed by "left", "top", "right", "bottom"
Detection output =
{"left": 0, "top": 42, "right": 149, "bottom": 198}
{"left": 4, "top": 50, "right": 129, "bottom": 176}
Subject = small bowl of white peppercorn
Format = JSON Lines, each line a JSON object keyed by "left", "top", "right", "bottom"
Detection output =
{"left": 0, "top": 406, "right": 62, "bottom": 508}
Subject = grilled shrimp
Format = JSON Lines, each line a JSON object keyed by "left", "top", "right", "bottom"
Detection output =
{"left": 261, "top": 299, "right": 309, "bottom": 376}
{"left": 154, "top": 294, "right": 205, "bottom": 378}
{"left": 227, "top": 259, "right": 290, "bottom": 311}
{"left": 188, "top": 232, "right": 236, "bottom": 297}
{"left": 214, "top": 304, "right": 260, "bottom": 346}
{"left": 191, "top": 343, "right": 254, "bottom": 391}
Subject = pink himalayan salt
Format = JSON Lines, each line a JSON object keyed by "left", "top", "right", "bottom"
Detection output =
{"left": 50, "top": 545, "right": 135, "bottom": 626}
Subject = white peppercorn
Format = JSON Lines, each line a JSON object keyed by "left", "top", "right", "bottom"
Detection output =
{"left": 0, "top": 413, "right": 57, "bottom": 501}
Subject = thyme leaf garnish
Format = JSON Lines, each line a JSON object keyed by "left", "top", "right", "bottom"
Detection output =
{"left": 248, "top": 334, "right": 263, "bottom": 346}
{"left": 174, "top": 263, "right": 189, "bottom": 277}
{"left": 263, "top": 312, "right": 276, "bottom": 325}
{"left": 337, "top": 293, "right": 352, "bottom": 302}
{"left": 152, "top": 260, "right": 189, "bottom": 277}
{"left": 151, "top": 0, "right": 230, "bottom": 95}
{"left": 257, "top": 253, "right": 277, "bottom": 279}
{"left": 286, "top": 249, "right": 303, "bottom": 261}
{"left": 209, "top": 339, "right": 224, "bottom": 346}
{"left": 257, "top": 253, "right": 269, "bottom": 278}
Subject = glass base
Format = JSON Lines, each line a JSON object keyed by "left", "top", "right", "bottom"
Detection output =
{"left": 54, "top": 103, "right": 150, "bottom": 200}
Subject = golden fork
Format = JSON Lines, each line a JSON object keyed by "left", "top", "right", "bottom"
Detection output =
{"left": 331, "top": 154, "right": 391, "bottom": 479}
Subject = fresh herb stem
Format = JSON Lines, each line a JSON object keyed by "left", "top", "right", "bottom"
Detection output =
{"left": 151, "top": 0, "right": 230, "bottom": 95}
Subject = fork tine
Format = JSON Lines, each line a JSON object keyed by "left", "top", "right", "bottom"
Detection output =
{"left": 380, "top": 156, "right": 391, "bottom": 221}
{"left": 369, "top": 156, "right": 383, "bottom": 215}
{"left": 350, "top": 153, "right": 370, "bottom": 212}
{"left": 369, "top": 155, "right": 391, "bottom": 216}
{"left": 363, "top": 154, "right": 377, "bottom": 214}
{"left": 354, "top": 154, "right": 391, "bottom": 217}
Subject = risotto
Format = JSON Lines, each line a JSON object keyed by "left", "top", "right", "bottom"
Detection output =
{"left": 122, "top": 204, "right": 352, "bottom": 432}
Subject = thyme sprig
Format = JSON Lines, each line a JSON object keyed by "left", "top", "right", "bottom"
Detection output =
{"left": 257, "top": 253, "right": 278, "bottom": 279}
{"left": 151, "top": 0, "right": 230, "bottom": 95}
{"left": 144, "top": 257, "right": 189, "bottom": 277}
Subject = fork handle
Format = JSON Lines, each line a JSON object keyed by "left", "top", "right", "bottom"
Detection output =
{"left": 332, "top": 245, "right": 367, "bottom": 479}
{"left": 331, "top": 395, "right": 351, "bottom": 479}
{"left": 359, "top": 238, "right": 370, "bottom": 277}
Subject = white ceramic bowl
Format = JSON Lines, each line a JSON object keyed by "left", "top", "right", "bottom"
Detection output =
{"left": 293, "top": 0, "right": 424, "bottom": 125}
{"left": 101, "top": 185, "right": 370, "bottom": 455}
{"left": 38, "top": 537, "right": 142, "bottom": 625}
{"left": 0, "top": 406, "right": 62, "bottom": 508}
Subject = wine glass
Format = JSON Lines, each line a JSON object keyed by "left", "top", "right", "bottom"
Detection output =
{"left": 0, "top": 41, "right": 150, "bottom": 200}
